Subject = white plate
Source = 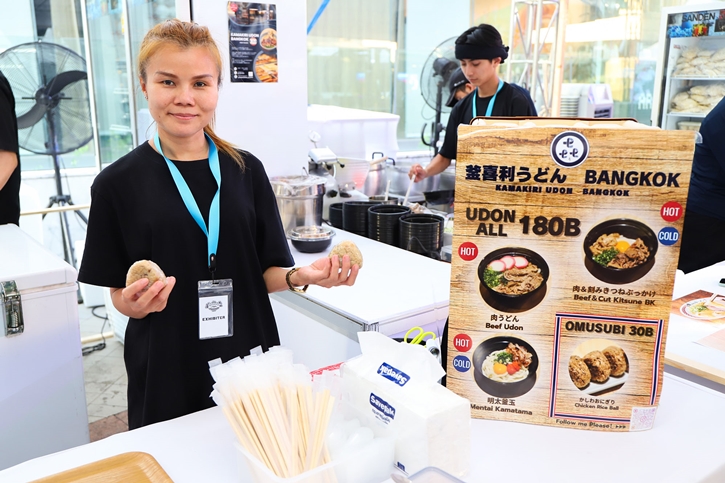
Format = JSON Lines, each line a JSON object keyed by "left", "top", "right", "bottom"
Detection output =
{"left": 578, "top": 371, "right": 628, "bottom": 396}
{"left": 680, "top": 298, "right": 725, "bottom": 321}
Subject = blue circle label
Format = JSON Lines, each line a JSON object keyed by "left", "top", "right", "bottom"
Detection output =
{"left": 453, "top": 355, "right": 472, "bottom": 373}
{"left": 658, "top": 227, "right": 680, "bottom": 246}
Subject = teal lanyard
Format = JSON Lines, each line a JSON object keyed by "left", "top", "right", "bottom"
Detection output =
{"left": 472, "top": 79, "right": 504, "bottom": 118}
{"left": 154, "top": 132, "right": 221, "bottom": 273}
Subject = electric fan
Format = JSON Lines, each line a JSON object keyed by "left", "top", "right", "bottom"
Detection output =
{"left": 0, "top": 41, "right": 93, "bottom": 268}
{"left": 420, "top": 37, "right": 459, "bottom": 156}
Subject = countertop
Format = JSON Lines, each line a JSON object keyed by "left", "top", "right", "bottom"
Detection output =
{"left": 667, "top": 261, "right": 725, "bottom": 386}
{"left": 1, "top": 373, "right": 723, "bottom": 483}
{"left": 273, "top": 229, "right": 451, "bottom": 338}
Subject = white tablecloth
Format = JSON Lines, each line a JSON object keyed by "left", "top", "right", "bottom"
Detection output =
{"left": 667, "top": 261, "right": 725, "bottom": 385}
{"left": 2, "top": 374, "right": 724, "bottom": 483}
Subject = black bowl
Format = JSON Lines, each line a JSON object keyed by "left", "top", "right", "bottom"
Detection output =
{"left": 583, "top": 218, "right": 658, "bottom": 285}
{"left": 288, "top": 226, "right": 335, "bottom": 253}
{"left": 477, "top": 247, "right": 550, "bottom": 313}
{"left": 328, "top": 203, "right": 344, "bottom": 229}
{"left": 472, "top": 336, "right": 539, "bottom": 398}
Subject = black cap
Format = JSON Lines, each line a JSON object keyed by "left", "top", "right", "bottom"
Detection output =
{"left": 445, "top": 67, "right": 469, "bottom": 108}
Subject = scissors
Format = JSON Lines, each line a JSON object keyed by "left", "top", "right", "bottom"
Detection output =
{"left": 404, "top": 326, "right": 436, "bottom": 345}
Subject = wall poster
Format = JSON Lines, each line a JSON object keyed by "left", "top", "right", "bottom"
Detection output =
{"left": 227, "top": 2, "right": 278, "bottom": 83}
{"left": 446, "top": 118, "right": 696, "bottom": 432}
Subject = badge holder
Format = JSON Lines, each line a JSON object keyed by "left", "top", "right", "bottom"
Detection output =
{"left": 198, "top": 276, "right": 233, "bottom": 340}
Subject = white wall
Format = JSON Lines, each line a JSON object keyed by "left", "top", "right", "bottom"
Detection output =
{"left": 191, "top": 0, "right": 309, "bottom": 178}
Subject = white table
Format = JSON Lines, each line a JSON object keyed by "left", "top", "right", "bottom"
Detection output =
{"left": 2, "top": 373, "right": 724, "bottom": 483}
{"left": 271, "top": 230, "right": 451, "bottom": 370}
{"left": 667, "top": 261, "right": 725, "bottom": 387}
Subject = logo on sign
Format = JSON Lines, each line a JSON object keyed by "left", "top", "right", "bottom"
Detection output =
{"left": 205, "top": 300, "right": 223, "bottom": 312}
{"left": 453, "top": 355, "right": 472, "bottom": 372}
{"left": 377, "top": 362, "right": 410, "bottom": 386}
{"left": 551, "top": 131, "right": 589, "bottom": 168}
{"left": 658, "top": 227, "right": 680, "bottom": 246}
{"left": 369, "top": 393, "right": 396, "bottom": 420}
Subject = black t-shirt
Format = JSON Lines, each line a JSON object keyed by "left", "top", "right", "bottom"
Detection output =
{"left": 0, "top": 71, "right": 20, "bottom": 225}
{"left": 78, "top": 142, "right": 294, "bottom": 428}
{"left": 439, "top": 81, "right": 537, "bottom": 160}
{"left": 687, "top": 96, "right": 725, "bottom": 221}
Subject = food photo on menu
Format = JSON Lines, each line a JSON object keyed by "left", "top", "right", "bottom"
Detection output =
{"left": 672, "top": 290, "right": 725, "bottom": 321}
{"left": 582, "top": 217, "right": 658, "bottom": 285}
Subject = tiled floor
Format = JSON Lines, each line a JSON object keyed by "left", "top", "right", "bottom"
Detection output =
{"left": 78, "top": 303, "right": 129, "bottom": 441}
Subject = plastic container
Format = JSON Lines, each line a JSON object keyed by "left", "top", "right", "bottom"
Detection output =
{"left": 328, "top": 203, "right": 344, "bottom": 228}
{"left": 367, "top": 204, "right": 410, "bottom": 246}
{"left": 288, "top": 225, "right": 335, "bottom": 253}
{"left": 307, "top": 104, "right": 400, "bottom": 161}
{"left": 342, "top": 201, "right": 381, "bottom": 237}
{"left": 407, "top": 466, "right": 466, "bottom": 482}
{"left": 399, "top": 213, "right": 444, "bottom": 258}
{"left": 236, "top": 442, "right": 339, "bottom": 483}
{"left": 235, "top": 436, "right": 394, "bottom": 483}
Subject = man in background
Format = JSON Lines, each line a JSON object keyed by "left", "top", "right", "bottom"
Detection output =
{"left": 0, "top": 69, "right": 20, "bottom": 226}
{"left": 446, "top": 65, "right": 538, "bottom": 113}
{"left": 410, "top": 24, "right": 537, "bottom": 183}
{"left": 445, "top": 67, "right": 474, "bottom": 108}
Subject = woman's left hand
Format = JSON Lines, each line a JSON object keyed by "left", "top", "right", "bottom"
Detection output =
{"left": 295, "top": 254, "right": 360, "bottom": 288}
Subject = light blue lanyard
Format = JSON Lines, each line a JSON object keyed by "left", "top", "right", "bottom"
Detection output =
{"left": 472, "top": 79, "right": 504, "bottom": 118}
{"left": 154, "top": 132, "right": 221, "bottom": 272}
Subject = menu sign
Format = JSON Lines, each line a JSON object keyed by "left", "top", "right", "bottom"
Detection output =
{"left": 228, "top": 2, "right": 278, "bottom": 83}
{"left": 446, "top": 119, "right": 695, "bottom": 431}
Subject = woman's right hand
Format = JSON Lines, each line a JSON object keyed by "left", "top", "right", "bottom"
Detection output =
{"left": 408, "top": 163, "right": 427, "bottom": 183}
{"left": 113, "top": 276, "right": 176, "bottom": 319}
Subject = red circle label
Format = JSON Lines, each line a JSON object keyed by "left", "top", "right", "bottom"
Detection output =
{"left": 661, "top": 201, "right": 683, "bottom": 222}
{"left": 453, "top": 334, "right": 473, "bottom": 352}
{"left": 458, "top": 242, "right": 478, "bottom": 261}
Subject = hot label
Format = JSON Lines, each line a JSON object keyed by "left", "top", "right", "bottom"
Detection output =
{"left": 453, "top": 333, "right": 472, "bottom": 352}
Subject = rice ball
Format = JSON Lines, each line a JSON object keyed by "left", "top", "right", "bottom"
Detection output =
{"left": 329, "top": 241, "right": 363, "bottom": 268}
{"left": 126, "top": 260, "right": 167, "bottom": 292}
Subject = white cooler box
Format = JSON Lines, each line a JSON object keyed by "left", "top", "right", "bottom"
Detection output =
{"left": 0, "top": 224, "right": 89, "bottom": 470}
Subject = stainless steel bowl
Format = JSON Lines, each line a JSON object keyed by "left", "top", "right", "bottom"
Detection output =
{"left": 288, "top": 225, "right": 336, "bottom": 253}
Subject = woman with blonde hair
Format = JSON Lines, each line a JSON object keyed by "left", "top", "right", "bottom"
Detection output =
{"left": 79, "top": 19, "right": 359, "bottom": 429}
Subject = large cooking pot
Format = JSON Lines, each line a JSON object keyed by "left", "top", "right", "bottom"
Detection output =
{"left": 361, "top": 153, "right": 390, "bottom": 196}
{"left": 270, "top": 175, "right": 327, "bottom": 237}
{"left": 386, "top": 159, "right": 455, "bottom": 201}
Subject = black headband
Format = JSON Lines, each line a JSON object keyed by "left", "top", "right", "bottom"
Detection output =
{"left": 455, "top": 44, "right": 509, "bottom": 61}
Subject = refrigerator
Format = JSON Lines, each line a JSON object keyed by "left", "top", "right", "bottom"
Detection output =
{"left": 0, "top": 224, "right": 89, "bottom": 470}
{"left": 652, "top": 2, "right": 725, "bottom": 130}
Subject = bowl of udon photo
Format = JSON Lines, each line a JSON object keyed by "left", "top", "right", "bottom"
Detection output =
{"left": 472, "top": 336, "right": 539, "bottom": 398}
{"left": 583, "top": 218, "right": 658, "bottom": 285}
{"left": 259, "top": 28, "right": 277, "bottom": 51}
{"left": 477, "top": 247, "right": 550, "bottom": 313}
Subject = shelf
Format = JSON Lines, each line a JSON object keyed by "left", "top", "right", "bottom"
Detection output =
{"left": 667, "top": 112, "right": 708, "bottom": 118}
{"left": 670, "top": 76, "right": 725, "bottom": 81}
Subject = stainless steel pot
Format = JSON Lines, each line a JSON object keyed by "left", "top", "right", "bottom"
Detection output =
{"left": 361, "top": 153, "right": 390, "bottom": 196}
{"left": 270, "top": 175, "right": 327, "bottom": 237}
{"left": 386, "top": 159, "right": 455, "bottom": 200}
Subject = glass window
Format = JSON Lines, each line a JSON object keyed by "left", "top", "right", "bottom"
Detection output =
{"left": 306, "top": 0, "right": 695, "bottom": 152}
{"left": 0, "top": 0, "right": 96, "bottom": 170}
